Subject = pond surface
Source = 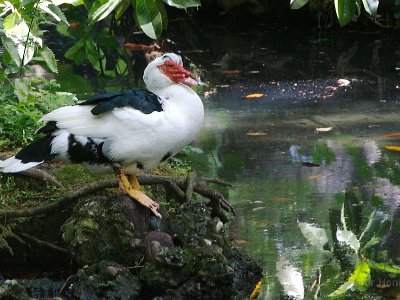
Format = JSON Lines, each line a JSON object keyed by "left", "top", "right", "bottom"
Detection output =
{"left": 184, "top": 33, "right": 400, "bottom": 299}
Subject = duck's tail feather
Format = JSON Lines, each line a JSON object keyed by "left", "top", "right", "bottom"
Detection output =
{"left": 0, "top": 135, "right": 55, "bottom": 173}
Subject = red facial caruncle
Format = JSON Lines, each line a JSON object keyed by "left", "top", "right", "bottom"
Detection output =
{"left": 159, "top": 60, "right": 199, "bottom": 86}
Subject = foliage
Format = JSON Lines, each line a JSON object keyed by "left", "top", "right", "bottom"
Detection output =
{"left": 290, "top": 0, "right": 380, "bottom": 26}
{"left": 0, "top": 76, "right": 77, "bottom": 148}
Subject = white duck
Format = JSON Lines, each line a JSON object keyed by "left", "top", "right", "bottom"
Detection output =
{"left": 0, "top": 53, "right": 204, "bottom": 218}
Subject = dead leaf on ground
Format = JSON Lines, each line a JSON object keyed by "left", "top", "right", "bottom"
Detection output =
{"left": 245, "top": 93, "right": 264, "bottom": 99}
{"left": 124, "top": 43, "right": 153, "bottom": 51}
{"left": 272, "top": 197, "right": 289, "bottom": 202}
{"left": 233, "top": 240, "right": 248, "bottom": 246}
{"left": 385, "top": 145, "right": 400, "bottom": 152}
{"left": 384, "top": 133, "right": 400, "bottom": 138}
{"left": 316, "top": 127, "right": 333, "bottom": 133}
{"left": 246, "top": 131, "right": 267, "bottom": 136}
{"left": 223, "top": 70, "right": 240, "bottom": 74}
{"left": 308, "top": 174, "right": 325, "bottom": 180}
{"left": 69, "top": 22, "right": 80, "bottom": 29}
{"left": 338, "top": 79, "right": 350, "bottom": 86}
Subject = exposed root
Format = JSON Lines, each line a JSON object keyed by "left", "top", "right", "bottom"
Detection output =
{"left": 0, "top": 174, "right": 234, "bottom": 222}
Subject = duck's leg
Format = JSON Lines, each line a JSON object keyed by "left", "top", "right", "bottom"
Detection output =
{"left": 117, "top": 168, "right": 161, "bottom": 218}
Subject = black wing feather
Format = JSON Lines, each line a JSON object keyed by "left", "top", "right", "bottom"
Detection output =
{"left": 79, "top": 89, "right": 163, "bottom": 115}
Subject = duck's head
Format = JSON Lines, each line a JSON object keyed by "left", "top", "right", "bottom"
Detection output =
{"left": 143, "top": 53, "right": 200, "bottom": 91}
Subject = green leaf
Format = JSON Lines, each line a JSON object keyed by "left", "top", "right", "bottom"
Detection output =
{"left": 163, "top": 0, "right": 200, "bottom": 9}
{"left": 53, "top": 0, "right": 84, "bottom": 5}
{"left": 369, "top": 260, "right": 400, "bottom": 275}
{"left": 14, "top": 78, "right": 31, "bottom": 101}
{"left": 298, "top": 221, "right": 328, "bottom": 250}
{"left": 48, "top": 4, "right": 69, "bottom": 24}
{"left": 361, "top": 0, "right": 379, "bottom": 15}
{"left": 290, "top": 0, "right": 309, "bottom": 9}
{"left": 135, "top": 0, "right": 165, "bottom": 39}
{"left": 335, "top": 0, "right": 357, "bottom": 26}
{"left": 1, "top": 36, "right": 21, "bottom": 66}
{"left": 89, "top": 0, "right": 124, "bottom": 22}
{"left": 39, "top": 46, "right": 58, "bottom": 73}
{"left": 115, "top": 0, "right": 131, "bottom": 19}
{"left": 64, "top": 40, "right": 86, "bottom": 64}
{"left": 85, "top": 39, "right": 101, "bottom": 68}
{"left": 3, "top": 11, "right": 21, "bottom": 30}
{"left": 329, "top": 260, "right": 371, "bottom": 298}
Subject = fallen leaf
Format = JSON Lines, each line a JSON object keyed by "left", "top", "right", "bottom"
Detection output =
{"left": 272, "top": 197, "right": 289, "bottom": 202}
{"left": 124, "top": 43, "right": 153, "bottom": 51}
{"left": 222, "top": 70, "right": 240, "bottom": 74}
{"left": 233, "top": 239, "right": 247, "bottom": 246}
{"left": 245, "top": 93, "right": 264, "bottom": 99}
{"left": 338, "top": 79, "right": 350, "bottom": 86}
{"left": 69, "top": 22, "right": 80, "bottom": 29}
{"left": 249, "top": 279, "right": 263, "bottom": 300}
{"left": 308, "top": 174, "right": 325, "bottom": 180}
{"left": 385, "top": 145, "right": 400, "bottom": 152}
{"left": 384, "top": 133, "right": 400, "bottom": 137}
{"left": 316, "top": 127, "right": 332, "bottom": 133}
{"left": 246, "top": 131, "right": 267, "bottom": 136}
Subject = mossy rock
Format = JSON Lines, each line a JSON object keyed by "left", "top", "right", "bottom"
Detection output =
{"left": 61, "top": 196, "right": 148, "bottom": 266}
{"left": 65, "top": 260, "right": 141, "bottom": 299}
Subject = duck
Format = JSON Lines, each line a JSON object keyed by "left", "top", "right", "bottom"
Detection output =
{"left": 0, "top": 53, "right": 205, "bottom": 218}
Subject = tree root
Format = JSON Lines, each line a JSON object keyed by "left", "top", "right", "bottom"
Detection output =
{"left": 0, "top": 174, "right": 234, "bottom": 222}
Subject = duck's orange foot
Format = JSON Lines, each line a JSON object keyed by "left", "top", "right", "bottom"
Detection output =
{"left": 118, "top": 169, "right": 161, "bottom": 218}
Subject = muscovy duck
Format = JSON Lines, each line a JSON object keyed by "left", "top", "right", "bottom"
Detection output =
{"left": 0, "top": 53, "right": 204, "bottom": 218}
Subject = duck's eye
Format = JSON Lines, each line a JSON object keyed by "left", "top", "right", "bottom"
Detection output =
{"left": 166, "top": 62, "right": 175, "bottom": 68}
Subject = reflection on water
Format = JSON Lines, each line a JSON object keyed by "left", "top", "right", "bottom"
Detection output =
{"left": 185, "top": 36, "right": 400, "bottom": 298}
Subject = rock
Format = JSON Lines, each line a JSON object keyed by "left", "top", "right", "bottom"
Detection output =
{"left": 61, "top": 196, "right": 147, "bottom": 266}
{"left": 0, "top": 280, "right": 33, "bottom": 300}
{"left": 65, "top": 261, "right": 141, "bottom": 299}
{"left": 146, "top": 231, "right": 174, "bottom": 247}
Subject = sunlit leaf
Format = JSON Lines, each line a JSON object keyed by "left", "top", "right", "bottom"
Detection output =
{"left": 89, "top": 0, "right": 124, "bottom": 22}
{"left": 329, "top": 260, "right": 371, "bottom": 298}
{"left": 39, "top": 46, "right": 58, "bottom": 73}
{"left": 245, "top": 93, "right": 264, "bottom": 99}
{"left": 361, "top": 0, "right": 378, "bottom": 14}
{"left": 298, "top": 221, "right": 328, "bottom": 250}
{"left": 290, "top": 0, "right": 309, "bottom": 9}
{"left": 276, "top": 256, "right": 304, "bottom": 300}
{"left": 3, "top": 11, "right": 20, "bottom": 30}
{"left": 368, "top": 260, "right": 400, "bottom": 275}
{"left": 38, "top": 1, "right": 69, "bottom": 24}
{"left": 163, "top": 0, "right": 200, "bottom": 9}
{"left": 336, "top": 228, "right": 360, "bottom": 253}
{"left": 334, "top": 0, "right": 357, "bottom": 26}
{"left": 135, "top": 0, "right": 166, "bottom": 39}
{"left": 384, "top": 145, "right": 400, "bottom": 152}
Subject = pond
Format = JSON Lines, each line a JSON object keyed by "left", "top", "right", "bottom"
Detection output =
{"left": 183, "top": 32, "right": 400, "bottom": 299}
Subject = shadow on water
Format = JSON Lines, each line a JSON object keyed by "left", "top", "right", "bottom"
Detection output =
{"left": 179, "top": 25, "right": 400, "bottom": 299}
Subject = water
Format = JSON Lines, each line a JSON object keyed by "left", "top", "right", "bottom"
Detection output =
{"left": 184, "top": 33, "right": 400, "bottom": 299}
